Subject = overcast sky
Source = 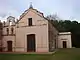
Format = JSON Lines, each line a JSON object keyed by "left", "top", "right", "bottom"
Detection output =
{"left": 0, "top": 0, "right": 80, "bottom": 22}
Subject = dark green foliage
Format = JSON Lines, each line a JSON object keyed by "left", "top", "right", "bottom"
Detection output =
{"left": 46, "top": 14, "right": 80, "bottom": 47}
{"left": 50, "top": 19, "right": 80, "bottom": 47}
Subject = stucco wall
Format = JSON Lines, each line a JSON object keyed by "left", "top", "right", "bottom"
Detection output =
{"left": 2, "top": 26, "right": 16, "bottom": 51}
{"left": 2, "top": 26, "right": 15, "bottom": 35}
{"left": 15, "top": 25, "right": 48, "bottom": 52}
{"left": 48, "top": 22, "right": 58, "bottom": 52}
{"left": 58, "top": 32, "right": 72, "bottom": 48}
{"left": 14, "top": 8, "right": 49, "bottom": 52}
{"left": 2, "top": 36, "right": 15, "bottom": 51}
{"left": 18, "top": 9, "right": 47, "bottom": 27}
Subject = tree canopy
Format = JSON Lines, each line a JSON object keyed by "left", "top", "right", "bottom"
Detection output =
{"left": 46, "top": 14, "right": 80, "bottom": 48}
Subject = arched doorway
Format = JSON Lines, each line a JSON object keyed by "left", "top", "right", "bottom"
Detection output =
{"left": 27, "top": 34, "right": 36, "bottom": 52}
{"left": 7, "top": 41, "right": 12, "bottom": 51}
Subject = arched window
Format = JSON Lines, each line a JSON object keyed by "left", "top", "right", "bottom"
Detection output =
{"left": 11, "top": 27, "right": 14, "bottom": 35}
{"left": 6, "top": 28, "right": 9, "bottom": 35}
{"left": 3, "top": 21, "right": 5, "bottom": 26}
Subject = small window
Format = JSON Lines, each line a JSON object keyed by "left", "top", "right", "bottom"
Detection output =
{"left": 6, "top": 28, "right": 9, "bottom": 35}
{"left": 28, "top": 18, "right": 32, "bottom": 26}
{"left": 11, "top": 28, "right": 14, "bottom": 35}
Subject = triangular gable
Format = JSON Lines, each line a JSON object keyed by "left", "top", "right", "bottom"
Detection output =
{"left": 19, "top": 8, "right": 44, "bottom": 20}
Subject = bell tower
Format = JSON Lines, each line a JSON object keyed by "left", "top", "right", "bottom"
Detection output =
{"left": 7, "top": 16, "right": 15, "bottom": 26}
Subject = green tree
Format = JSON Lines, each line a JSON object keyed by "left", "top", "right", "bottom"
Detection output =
{"left": 46, "top": 14, "right": 80, "bottom": 47}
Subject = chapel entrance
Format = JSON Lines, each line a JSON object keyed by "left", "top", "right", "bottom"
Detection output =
{"left": 7, "top": 41, "right": 12, "bottom": 51}
{"left": 63, "top": 41, "right": 67, "bottom": 48}
{"left": 27, "top": 34, "right": 36, "bottom": 52}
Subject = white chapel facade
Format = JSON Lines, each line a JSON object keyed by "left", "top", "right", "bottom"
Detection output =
{"left": 0, "top": 5, "right": 72, "bottom": 52}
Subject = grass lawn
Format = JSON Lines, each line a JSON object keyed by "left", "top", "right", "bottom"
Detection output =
{"left": 0, "top": 48, "right": 80, "bottom": 60}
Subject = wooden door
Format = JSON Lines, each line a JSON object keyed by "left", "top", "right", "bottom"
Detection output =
{"left": 27, "top": 34, "right": 35, "bottom": 52}
{"left": 7, "top": 41, "right": 12, "bottom": 51}
{"left": 63, "top": 41, "right": 67, "bottom": 48}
